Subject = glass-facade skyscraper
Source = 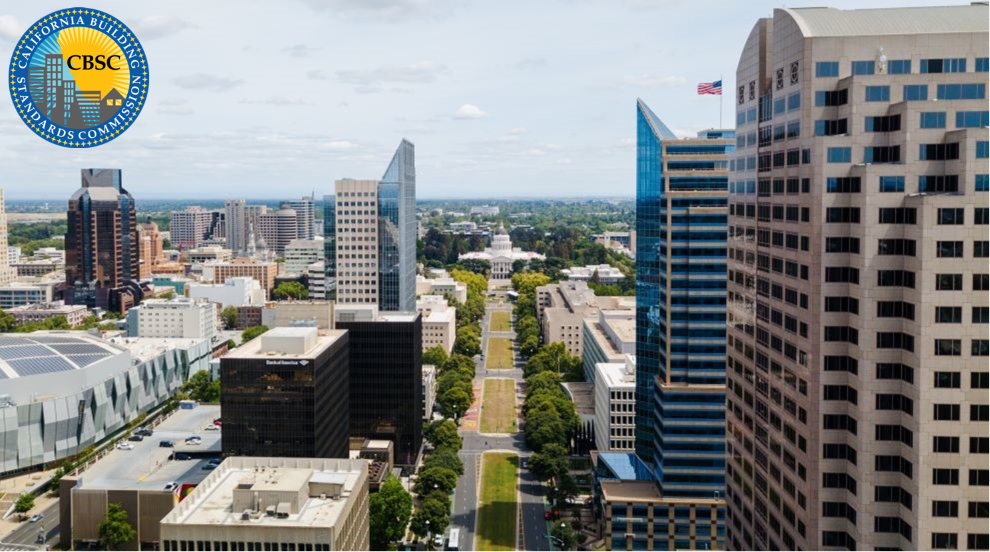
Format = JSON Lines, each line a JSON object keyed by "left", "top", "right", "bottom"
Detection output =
{"left": 379, "top": 139, "right": 417, "bottom": 312}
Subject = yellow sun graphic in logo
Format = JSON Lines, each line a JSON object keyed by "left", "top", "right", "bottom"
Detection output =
{"left": 57, "top": 26, "right": 130, "bottom": 100}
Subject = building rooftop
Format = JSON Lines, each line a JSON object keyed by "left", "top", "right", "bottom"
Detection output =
{"left": 597, "top": 358, "right": 636, "bottom": 389}
{"left": 783, "top": 4, "right": 988, "bottom": 38}
{"left": 0, "top": 333, "right": 121, "bottom": 379}
{"left": 561, "top": 382, "right": 595, "bottom": 416}
{"left": 160, "top": 457, "right": 368, "bottom": 530}
{"left": 225, "top": 327, "right": 346, "bottom": 359}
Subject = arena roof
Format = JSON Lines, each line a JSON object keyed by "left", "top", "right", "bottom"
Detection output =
{"left": 0, "top": 334, "right": 120, "bottom": 379}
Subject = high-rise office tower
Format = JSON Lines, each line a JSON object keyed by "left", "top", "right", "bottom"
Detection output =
{"left": 726, "top": 6, "right": 989, "bottom": 551}
{"left": 0, "top": 189, "right": 16, "bottom": 287}
{"left": 65, "top": 169, "right": 141, "bottom": 312}
{"left": 137, "top": 217, "right": 165, "bottom": 279}
{"left": 221, "top": 327, "right": 350, "bottom": 459}
{"left": 170, "top": 206, "right": 222, "bottom": 249}
{"left": 336, "top": 307, "right": 422, "bottom": 466}
{"left": 288, "top": 196, "right": 315, "bottom": 240}
{"left": 332, "top": 140, "right": 416, "bottom": 311}
{"left": 256, "top": 206, "right": 299, "bottom": 257}
{"left": 323, "top": 194, "right": 336, "bottom": 300}
{"left": 224, "top": 199, "right": 247, "bottom": 254}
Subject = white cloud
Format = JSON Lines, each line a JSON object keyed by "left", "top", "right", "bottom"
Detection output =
{"left": 294, "top": 0, "right": 458, "bottom": 21}
{"left": 239, "top": 97, "right": 311, "bottom": 106}
{"left": 322, "top": 140, "right": 359, "bottom": 151}
{"left": 282, "top": 44, "right": 316, "bottom": 58}
{"left": 157, "top": 99, "right": 193, "bottom": 116}
{"left": 307, "top": 70, "right": 328, "bottom": 80}
{"left": 0, "top": 15, "right": 23, "bottom": 41}
{"left": 454, "top": 104, "right": 487, "bottom": 120}
{"left": 171, "top": 74, "right": 244, "bottom": 92}
{"left": 622, "top": 74, "right": 688, "bottom": 87}
{"left": 132, "top": 15, "right": 195, "bottom": 39}
{"left": 509, "top": 127, "right": 527, "bottom": 135}
{"left": 337, "top": 61, "right": 448, "bottom": 87}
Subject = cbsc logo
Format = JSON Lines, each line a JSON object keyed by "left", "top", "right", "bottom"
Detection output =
{"left": 7, "top": 8, "right": 148, "bottom": 148}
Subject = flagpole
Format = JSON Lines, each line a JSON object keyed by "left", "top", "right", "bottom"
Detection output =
{"left": 719, "top": 74, "right": 723, "bottom": 129}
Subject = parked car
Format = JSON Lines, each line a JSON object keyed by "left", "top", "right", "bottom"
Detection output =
{"left": 185, "top": 437, "right": 202, "bottom": 445}
{"left": 136, "top": 428, "right": 153, "bottom": 437}
{"left": 212, "top": 418, "right": 222, "bottom": 426}
{"left": 159, "top": 440, "right": 174, "bottom": 448}
{"left": 433, "top": 533, "right": 444, "bottom": 548}
{"left": 127, "top": 434, "right": 144, "bottom": 442}
{"left": 163, "top": 482, "right": 178, "bottom": 491}
{"left": 201, "top": 463, "right": 217, "bottom": 471}
{"left": 116, "top": 442, "right": 134, "bottom": 451}
{"left": 204, "top": 424, "right": 220, "bottom": 431}
{"left": 29, "top": 513, "right": 44, "bottom": 523}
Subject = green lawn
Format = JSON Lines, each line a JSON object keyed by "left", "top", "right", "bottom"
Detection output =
{"left": 489, "top": 311, "right": 512, "bottom": 332}
{"left": 476, "top": 452, "right": 519, "bottom": 551}
{"left": 486, "top": 338, "right": 514, "bottom": 369}
{"left": 480, "top": 379, "right": 517, "bottom": 434}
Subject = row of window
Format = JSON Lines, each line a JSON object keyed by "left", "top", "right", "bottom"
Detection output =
{"left": 827, "top": 141, "right": 990, "bottom": 163}
{"left": 815, "top": 57, "right": 990, "bottom": 77}
{"left": 732, "top": 174, "right": 990, "bottom": 196}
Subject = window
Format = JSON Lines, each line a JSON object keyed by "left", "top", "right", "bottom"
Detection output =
{"left": 972, "top": 469, "right": 990, "bottom": 485}
{"left": 787, "top": 91, "right": 800, "bottom": 111}
{"left": 919, "top": 143, "right": 960, "bottom": 161}
{"left": 879, "top": 176, "right": 904, "bottom": 192}
{"left": 866, "top": 114, "right": 900, "bottom": 132}
{"left": 922, "top": 58, "right": 966, "bottom": 73}
{"left": 815, "top": 89, "right": 847, "bottom": 106}
{"left": 877, "top": 270, "right": 914, "bottom": 288}
{"left": 974, "top": 339, "right": 990, "bottom": 356}
{"left": 933, "top": 468, "right": 959, "bottom": 485}
{"left": 931, "top": 533, "right": 958, "bottom": 550}
{"left": 877, "top": 363, "right": 914, "bottom": 383}
{"left": 937, "top": 83, "right": 986, "bottom": 100}
{"left": 877, "top": 332, "right": 914, "bottom": 352}
{"left": 932, "top": 501, "right": 959, "bottom": 517}
{"left": 936, "top": 241, "right": 963, "bottom": 258}
{"left": 920, "top": 111, "right": 946, "bottom": 129}
{"left": 977, "top": 241, "right": 990, "bottom": 258}
{"left": 935, "top": 306, "right": 962, "bottom": 323}
{"left": 972, "top": 405, "right": 990, "bottom": 422}
{"left": 824, "top": 355, "right": 858, "bottom": 372}
{"left": 978, "top": 174, "right": 989, "bottom": 192}
{"left": 824, "top": 326, "right": 858, "bottom": 344}
{"left": 974, "top": 306, "right": 989, "bottom": 324}
{"left": 826, "top": 177, "right": 860, "bottom": 193}
{"left": 815, "top": 118, "right": 847, "bottom": 136}
{"left": 935, "top": 339, "right": 961, "bottom": 356}
{"left": 937, "top": 208, "right": 964, "bottom": 225}
{"left": 969, "top": 535, "right": 990, "bottom": 550}
{"left": 978, "top": 57, "right": 990, "bottom": 72}
{"left": 976, "top": 274, "right": 990, "bottom": 290}
{"left": 851, "top": 60, "right": 874, "bottom": 75}
{"left": 827, "top": 147, "right": 851, "bottom": 163}
{"left": 934, "top": 436, "right": 960, "bottom": 452}
{"left": 864, "top": 145, "right": 900, "bottom": 163}
{"left": 826, "top": 267, "right": 859, "bottom": 284}
{"left": 877, "top": 301, "right": 915, "bottom": 320}
{"left": 816, "top": 61, "right": 839, "bottom": 77}
{"left": 876, "top": 394, "right": 913, "bottom": 415}
{"left": 933, "top": 404, "right": 960, "bottom": 421}
{"left": 919, "top": 175, "right": 959, "bottom": 193}
{"left": 903, "top": 84, "right": 928, "bottom": 101}
{"left": 936, "top": 274, "right": 963, "bottom": 291}
{"left": 934, "top": 372, "right": 961, "bottom": 388}
{"left": 876, "top": 455, "right": 912, "bottom": 477}
{"left": 975, "top": 372, "right": 990, "bottom": 389}
{"left": 865, "top": 85, "right": 890, "bottom": 102}
{"left": 877, "top": 239, "right": 915, "bottom": 256}
{"left": 888, "top": 59, "right": 911, "bottom": 74}
{"left": 976, "top": 208, "right": 989, "bottom": 225}
{"left": 972, "top": 436, "right": 990, "bottom": 453}
{"left": 878, "top": 208, "right": 916, "bottom": 224}
{"left": 825, "top": 237, "right": 860, "bottom": 253}
{"left": 979, "top": 141, "right": 989, "bottom": 158}
{"left": 876, "top": 486, "right": 912, "bottom": 509}
{"left": 956, "top": 110, "right": 989, "bottom": 128}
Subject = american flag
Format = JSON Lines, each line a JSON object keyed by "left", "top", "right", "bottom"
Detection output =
{"left": 698, "top": 80, "right": 723, "bottom": 95}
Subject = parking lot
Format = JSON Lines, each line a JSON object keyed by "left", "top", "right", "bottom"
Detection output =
{"left": 81, "top": 404, "right": 222, "bottom": 491}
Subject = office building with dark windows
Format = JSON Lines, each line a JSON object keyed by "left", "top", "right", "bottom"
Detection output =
{"left": 220, "top": 327, "right": 350, "bottom": 460}
{"left": 322, "top": 194, "right": 336, "bottom": 300}
{"left": 593, "top": 101, "right": 732, "bottom": 551}
{"left": 331, "top": 140, "right": 416, "bottom": 311}
{"left": 335, "top": 306, "right": 422, "bottom": 466}
{"left": 726, "top": 5, "right": 989, "bottom": 551}
{"left": 64, "top": 169, "right": 142, "bottom": 313}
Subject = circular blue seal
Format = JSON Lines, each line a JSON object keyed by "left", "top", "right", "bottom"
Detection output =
{"left": 8, "top": 7, "right": 149, "bottom": 148}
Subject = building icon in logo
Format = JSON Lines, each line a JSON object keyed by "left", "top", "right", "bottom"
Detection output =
{"left": 8, "top": 8, "right": 149, "bottom": 148}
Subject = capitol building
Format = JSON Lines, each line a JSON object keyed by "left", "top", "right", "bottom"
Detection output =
{"left": 459, "top": 224, "right": 544, "bottom": 279}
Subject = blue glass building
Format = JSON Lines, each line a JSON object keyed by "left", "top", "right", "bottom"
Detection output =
{"left": 378, "top": 139, "right": 417, "bottom": 312}
{"left": 595, "top": 100, "right": 732, "bottom": 551}
{"left": 322, "top": 194, "right": 336, "bottom": 300}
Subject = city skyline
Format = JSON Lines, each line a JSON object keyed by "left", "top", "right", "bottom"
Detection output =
{"left": 0, "top": 0, "right": 968, "bottom": 200}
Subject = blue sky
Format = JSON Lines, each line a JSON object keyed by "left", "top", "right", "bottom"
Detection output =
{"left": 0, "top": 0, "right": 964, "bottom": 200}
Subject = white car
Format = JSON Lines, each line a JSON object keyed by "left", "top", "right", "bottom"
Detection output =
{"left": 164, "top": 482, "right": 178, "bottom": 491}
{"left": 203, "top": 425, "right": 220, "bottom": 431}
{"left": 185, "top": 437, "right": 202, "bottom": 445}
{"left": 116, "top": 442, "right": 134, "bottom": 451}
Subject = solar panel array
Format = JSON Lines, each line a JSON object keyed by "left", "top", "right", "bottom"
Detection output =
{"left": 0, "top": 335, "right": 116, "bottom": 377}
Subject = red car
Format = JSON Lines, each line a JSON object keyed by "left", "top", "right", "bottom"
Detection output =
{"left": 213, "top": 418, "right": 222, "bottom": 426}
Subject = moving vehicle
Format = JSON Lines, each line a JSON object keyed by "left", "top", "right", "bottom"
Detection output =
{"left": 174, "top": 453, "right": 192, "bottom": 461}
{"left": 201, "top": 463, "right": 217, "bottom": 471}
{"left": 136, "top": 428, "right": 153, "bottom": 437}
{"left": 116, "top": 442, "right": 134, "bottom": 451}
{"left": 433, "top": 533, "right": 444, "bottom": 548}
{"left": 204, "top": 424, "right": 220, "bottom": 431}
{"left": 29, "top": 513, "right": 44, "bottom": 523}
{"left": 185, "top": 436, "right": 202, "bottom": 445}
{"left": 127, "top": 434, "right": 143, "bottom": 442}
{"left": 159, "top": 440, "right": 174, "bottom": 448}
{"left": 164, "top": 482, "right": 178, "bottom": 491}
{"left": 447, "top": 528, "right": 460, "bottom": 550}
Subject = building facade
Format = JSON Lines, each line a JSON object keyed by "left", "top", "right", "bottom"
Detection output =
{"left": 288, "top": 196, "right": 316, "bottom": 240}
{"left": 224, "top": 200, "right": 247, "bottom": 255}
{"left": 208, "top": 258, "right": 277, "bottom": 294}
{"left": 594, "top": 356, "right": 637, "bottom": 452}
{"left": 416, "top": 295, "right": 456, "bottom": 354}
{"left": 582, "top": 310, "right": 635, "bottom": 384}
{"left": 221, "top": 328, "right": 350, "bottom": 459}
{"left": 64, "top": 169, "right": 141, "bottom": 312}
{"left": 0, "top": 189, "right": 17, "bottom": 287}
{"left": 170, "top": 206, "right": 223, "bottom": 249}
{"left": 284, "top": 238, "right": 324, "bottom": 274}
{"left": 256, "top": 207, "right": 298, "bottom": 257}
{"left": 458, "top": 224, "right": 545, "bottom": 279}
{"left": 8, "top": 301, "right": 88, "bottom": 326}
{"left": 188, "top": 277, "right": 266, "bottom": 308}
{"left": 131, "top": 298, "right": 217, "bottom": 340}
{"left": 726, "top": 6, "right": 990, "bottom": 551}
{"left": 336, "top": 308, "right": 422, "bottom": 466}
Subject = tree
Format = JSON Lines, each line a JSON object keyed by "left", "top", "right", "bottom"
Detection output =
{"left": 524, "top": 409, "right": 567, "bottom": 452}
{"left": 529, "top": 443, "right": 569, "bottom": 482}
{"left": 221, "top": 306, "right": 238, "bottom": 329}
{"left": 414, "top": 466, "right": 458, "bottom": 495}
{"left": 409, "top": 493, "right": 451, "bottom": 542}
{"left": 272, "top": 281, "right": 308, "bottom": 301}
{"left": 550, "top": 519, "right": 577, "bottom": 550}
{"left": 526, "top": 371, "right": 562, "bottom": 398}
{"left": 426, "top": 419, "right": 462, "bottom": 450}
{"left": 241, "top": 325, "right": 269, "bottom": 343}
{"left": 520, "top": 335, "right": 540, "bottom": 358}
{"left": 369, "top": 474, "right": 413, "bottom": 551}
{"left": 0, "top": 309, "right": 16, "bottom": 332}
{"left": 14, "top": 493, "right": 34, "bottom": 517}
{"left": 159, "top": 289, "right": 176, "bottom": 300}
{"left": 422, "top": 345, "right": 449, "bottom": 368}
{"left": 438, "top": 387, "right": 472, "bottom": 420}
{"left": 182, "top": 370, "right": 220, "bottom": 403}
{"left": 452, "top": 330, "right": 481, "bottom": 357}
{"left": 423, "top": 447, "right": 464, "bottom": 476}
{"left": 98, "top": 502, "right": 136, "bottom": 550}
{"left": 443, "top": 354, "right": 476, "bottom": 375}
{"left": 459, "top": 258, "right": 491, "bottom": 276}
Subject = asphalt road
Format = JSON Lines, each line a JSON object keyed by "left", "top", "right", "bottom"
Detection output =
{"left": 448, "top": 301, "right": 551, "bottom": 551}
{"left": 2, "top": 500, "right": 59, "bottom": 547}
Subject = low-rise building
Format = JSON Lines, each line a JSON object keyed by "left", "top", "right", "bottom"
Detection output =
{"left": 129, "top": 297, "right": 217, "bottom": 340}
{"left": 469, "top": 205, "right": 500, "bottom": 217}
{"left": 561, "top": 264, "right": 625, "bottom": 285}
{"left": 262, "top": 300, "right": 334, "bottom": 330}
{"left": 12, "top": 258, "right": 63, "bottom": 277}
{"left": 422, "top": 364, "right": 437, "bottom": 420}
{"left": 538, "top": 281, "right": 633, "bottom": 357}
{"left": 307, "top": 261, "right": 326, "bottom": 298}
{"left": 594, "top": 355, "right": 636, "bottom": 452}
{"left": 184, "top": 246, "right": 233, "bottom": 265}
{"left": 284, "top": 238, "right": 324, "bottom": 275}
{"left": 8, "top": 301, "right": 88, "bottom": 326}
{"left": 415, "top": 273, "right": 467, "bottom": 304}
{"left": 449, "top": 221, "right": 477, "bottom": 233}
{"left": 582, "top": 310, "right": 635, "bottom": 383}
{"left": 416, "top": 295, "right": 455, "bottom": 354}
{"left": 7, "top": 245, "right": 20, "bottom": 264}
{"left": 0, "top": 281, "right": 56, "bottom": 309}
{"left": 206, "top": 257, "right": 277, "bottom": 294}
{"left": 188, "top": 277, "right": 266, "bottom": 308}
{"left": 159, "top": 457, "right": 370, "bottom": 552}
